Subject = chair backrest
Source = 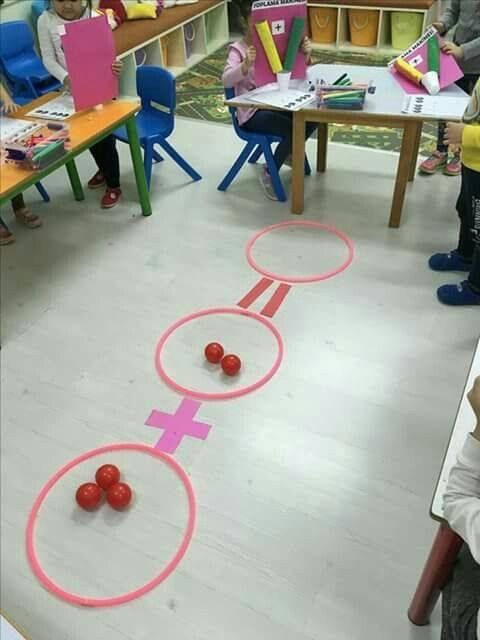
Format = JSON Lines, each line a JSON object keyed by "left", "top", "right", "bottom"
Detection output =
{"left": 31, "top": 0, "right": 49, "bottom": 27}
{"left": 224, "top": 87, "right": 243, "bottom": 137}
{"left": 0, "top": 21, "right": 36, "bottom": 61}
{"left": 136, "top": 65, "right": 176, "bottom": 114}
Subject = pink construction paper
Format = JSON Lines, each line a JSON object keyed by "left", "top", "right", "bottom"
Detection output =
{"left": 146, "top": 399, "right": 211, "bottom": 453}
{"left": 61, "top": 15, "right": 118, "bottom": 111}
{"left": 252, "top": 0, "right": 307, "bottom": 87}
{"left": 389, "top": 27, "right": 463, "bottom": 95}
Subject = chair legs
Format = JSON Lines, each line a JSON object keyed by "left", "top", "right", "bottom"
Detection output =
{"left": 143, "top": 143, "right": 154, "bottom": 190}
{"left": 261, "top": 142, "right": 287, "bottom": 202}
{"left": 218, "top": 141, "right": 257, "bottom": 192}
{"left": 35, "top": 182, "right": 50, "bottom": 202}
{"left": 157, "top": 139, "right": 202, "bottom": 182}
{"left": 248, "top": 146, "right": 263, "bottom": 164}
{"left": 152, "top": 148, "right": 164, "bottom": 163}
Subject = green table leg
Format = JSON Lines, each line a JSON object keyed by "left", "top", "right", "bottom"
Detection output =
{"left": 126, "top": 117, "right": 152, "bottom": 217}
{"left": 65, "top": 159, "right": 85, "bottom": 201}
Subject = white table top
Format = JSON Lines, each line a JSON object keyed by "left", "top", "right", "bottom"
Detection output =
{"left": 306, "top": 64, "right": 468, "bottom": 119}
{"left": 232, "top": 64, "right": 470, "bottom": 121}
{"left": 1, "top": 615, "right": 29, "bottom": 640}
{"left": 431, "top": 338, "right": 480, "bottom": 520}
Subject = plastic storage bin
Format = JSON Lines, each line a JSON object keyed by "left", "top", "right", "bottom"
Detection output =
{"left": 391, "top": 12, "right": 424, "bottom": 50}
{"left": 309, "top": 7, "right": 337, "bottom": 44}
{"left": 348, "top": 9, "right": 380, "bottom": 47}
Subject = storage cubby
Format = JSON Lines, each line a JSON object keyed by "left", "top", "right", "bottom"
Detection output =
{"left": 205, "top": 3, "right": 229, "bottom": 54}
{"left": 184, "top": 17, "right": 207, "bottom": 67}
{"left": 308, "top": 1, "right": 438, "bottom": 55}
{"left": 117, "top": 1, "right": 228, "bottom": 97}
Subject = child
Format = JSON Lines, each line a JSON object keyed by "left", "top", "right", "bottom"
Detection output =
{"left": 441, "top": 375, "right": 480, "bottom": 639}
{"left": 222, "top": 1, "right": 316, "bottom": 200}
{"left": 420, "top": 1, "right": 480, "bottom": 177}
{"left": 37, "top": 0, "right": 123, "bottom": 209}
{"left": 429, "top": 79, "right": 480, "bottom": 305}
{"left": 0, "top": 82, "right": 42, "bottom": 246}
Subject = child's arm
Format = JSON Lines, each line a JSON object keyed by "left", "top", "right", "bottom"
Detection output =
{"left": 222, "top": 46, "right": 255, "bottom": 88}
{"left": 0, "top": 82, "right": 18, "bottom": 114}
{"left": 443, "top": 377, "right": 480, "bottom": 564}
{"left": 436, "top": 0, "right": 460, "bottom": 35}
{"left": 37, "top": 13, "right": 69, "bottom": 85}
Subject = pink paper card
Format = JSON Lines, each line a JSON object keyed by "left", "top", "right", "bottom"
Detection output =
{"left": 61, "top": 15, "right": 118, "bottom": 111}
{"left": 252, "top": 0, "right": 307, "bottom": 87}
{"left": 388, "top": 26, "right": 463, "bottom": 95}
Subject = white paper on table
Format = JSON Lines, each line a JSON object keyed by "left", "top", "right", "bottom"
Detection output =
{"left": 26, "top": 94, "right": 76, "bottom": 121}
{"left": 1, "top": 615, "right": 28, "bottom": 640}
{"left": 0, "top": 117, "right": 41, "bottom": 143}
{"left": 402, "top": 95, "right": 470, "bottom": 120}
{"left": 245, "top": 85, "right": 315, "bottom": 111}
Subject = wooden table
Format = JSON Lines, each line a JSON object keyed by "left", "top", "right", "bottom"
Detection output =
{"left": 0, "top": 95, "right": 151, "bottom": 216}
{"left": 227, "top": 64, "right": 468, "bottom": 227}
{"left": 408, "top": 337, "right": 480, "bottom": 626}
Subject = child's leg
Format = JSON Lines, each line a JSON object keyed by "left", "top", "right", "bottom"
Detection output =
{"left": 441, "top": 546, "right": 480, "bottom": 640}
{"left": 10, "top": 194, "right": 42, "bottom": 229}
{"left": 0, "top": 217, "right": 14, "bottom": 245}
{"left": 89, "top": 135, "right": 120, "bottom": 189}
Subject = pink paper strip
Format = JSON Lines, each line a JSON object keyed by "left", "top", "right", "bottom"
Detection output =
{"left": 61, "top": 15, "right": 118, "bottom": 111}
{"left": 252, "top": 0, "right": 307, "bottom": 87}
{"left": 261, "top": 283, "right": 291, "bottom": 317}
{"left": 389, "top": 28, "right": 463, "bottom": 95}
{"left": 237, "top": 277, "right": 273, "bottom": 309}
{"left": 146, "top": 398, "right": 211, "bottom": 453}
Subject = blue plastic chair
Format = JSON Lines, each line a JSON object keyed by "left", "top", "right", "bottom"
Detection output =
{"left": 0, "top": 21, "right": 61, "bottom": 104}
{"left": 218, "top": 88, "right": 311, "bottom": 202}
{"left": 31, "top": 0, "right": 49, "bottom": 27}
{"left": 114, "top": 66, "right": 202, "bottom": 189}
{"left": 35, "top": 182, "right": 50, "bottom": 202}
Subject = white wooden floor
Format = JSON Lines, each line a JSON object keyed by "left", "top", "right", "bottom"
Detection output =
{"left": 1, "top": 118, "right": 479, "bottom": 640}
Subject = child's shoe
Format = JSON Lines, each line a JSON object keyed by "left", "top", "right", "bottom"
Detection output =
{"left": 0, "top": 224, "right": 14, "bottom": 245}
{"left": 428, "top": 250, "right": 471, "bottom": 272}
{"left": 101, "top": 187, "right": 122, "bottom": 209}
{"left": 88, "top": 171, "right": 106, "bottom": 189}
{"left": 444, "top": 154, "right": 462, "bottom": 176}
{"left": 419, "top": 151, "right": 447, "bottom": 175}
{"left": 14, "top": 208, "right": 42, "bottom": 229}
{"left": 437, "top": 280, "right": 480, "bottom": 306}
{"left": 259, "top": 167, "right": 278, "bottom": 201}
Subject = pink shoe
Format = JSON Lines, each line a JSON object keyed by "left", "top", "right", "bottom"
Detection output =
{"left": 444, "top": 155, "right": 462, "bottom": 176}
{"left": 419, "top": 151, "right": 447, "bottom": 175}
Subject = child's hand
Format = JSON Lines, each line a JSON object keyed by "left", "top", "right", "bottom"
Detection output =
{"left": 432, "top": 21, "right": 446, "bottom": 35}
{"left": 302, "top": 36, "right": 313, "bottom": 60}
{"left": 442, "top": 41, "right": 464, "bottom": 61}
{"left": 444, "top": 122, "right": 466, "bottom": 146}
{"left": 2, "top": 93, "right": 18, "bottom": 114}
{"left": 63, "top": 76, "right": 71, "bottom": 92}
{"left": 112, "top": 60, "right": 123, "bottom": 76}
{"left": 468, "top": 376, "right": 480, "bottom": 429}
{"left": 242, "top": 46, "right": 256, "bottom": 74}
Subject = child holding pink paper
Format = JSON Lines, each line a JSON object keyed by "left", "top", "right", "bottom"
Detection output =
{"left": 38, "top": 0, "right": 123, "bottom": 208}
{"left": 420, "top": 1, "right": 480, "bottom": 177}
{"left": 222, "top": 1, "right": 316, "bottom": 201}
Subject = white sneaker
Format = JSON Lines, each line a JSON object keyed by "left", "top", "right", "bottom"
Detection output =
{"left": 259, "top": 166, "right": 278, "bottom": 201}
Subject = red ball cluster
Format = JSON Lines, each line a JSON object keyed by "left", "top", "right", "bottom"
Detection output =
{"left": 204, "top": 343, "right": 242, "bottom": 377}
{"left": 75, "top": 464, "right": 133, "bottom": 512}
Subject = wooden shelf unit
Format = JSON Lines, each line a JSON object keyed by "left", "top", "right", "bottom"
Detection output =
{"left": 117, "top": 1, "right": 228, "bottom": 96}
{"left": 308, "top": 1, "right": 439, "bottom": 56}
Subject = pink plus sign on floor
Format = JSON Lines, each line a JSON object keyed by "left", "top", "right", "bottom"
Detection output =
{"left": 145, "top": 398, "right": 212, "bottom": 454}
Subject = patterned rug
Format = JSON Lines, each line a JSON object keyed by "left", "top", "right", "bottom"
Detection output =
{"left": 176, "top": 45, "right": 438, "bottom": 156}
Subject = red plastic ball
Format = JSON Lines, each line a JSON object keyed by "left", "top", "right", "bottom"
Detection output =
{"left": 106, "top": 482, "right": 133, "bottom": 511}
{"left": 204, "top": 342, "right": 224, "bottom": 364}
{"left": 75, "top": 483, "right": 102, "bottom": 511}
{"left": 95, "top": 464, "right": 121, "bottom": 491}
{"left": 221, "top": 354, "right": 241, "bottom": 376}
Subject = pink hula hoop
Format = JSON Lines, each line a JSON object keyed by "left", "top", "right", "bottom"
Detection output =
{"left": 26, "top": 443, "right": 196, "bottom": 608}
{"left": 246, "top": 220, "right": 355, "bottom": 284}
{"left": 155, "top": 307, "right": 284, "bottom": 401}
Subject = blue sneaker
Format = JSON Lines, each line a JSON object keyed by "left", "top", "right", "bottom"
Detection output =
{"left": 429, "top": 250, "right": 472, "bottom": 272}
{"left": 437, "top": 280, "right": 480, "bottom": 306}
